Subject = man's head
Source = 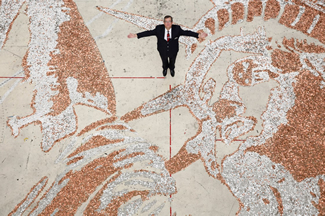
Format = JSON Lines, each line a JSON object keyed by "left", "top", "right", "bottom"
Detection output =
{"left": 164, "top": 15, "right": 173, "bottom": 29}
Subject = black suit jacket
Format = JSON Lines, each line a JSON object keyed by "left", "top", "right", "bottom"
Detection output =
{"left": 136, "top": 24, "right": 199, "bottom": 55}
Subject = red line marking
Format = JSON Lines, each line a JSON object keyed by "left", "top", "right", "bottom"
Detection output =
{"left": 169, "top": 111, "right": 172, "bottom": 161}
{"left": 169, "top": 84, "right": 172, "bottom": 161}
{"left": 110, "top": 77, "right": 165, "bottom": 79}
{"left": 0, "top": 77, "right": 24, "bottom": 78}
{"left": 169, "top": 84, "right": 172, "bottom": 216}
{"left": 0, "top": 77, "right": 165, "bottom": 79}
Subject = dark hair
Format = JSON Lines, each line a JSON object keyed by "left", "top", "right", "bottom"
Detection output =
{"left": 164, "top": 15, "right": 173, "bottom": 22}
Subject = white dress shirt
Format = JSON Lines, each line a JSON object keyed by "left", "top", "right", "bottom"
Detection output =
{"left": 164, "top": 28, "right": 172, "bottom": 41}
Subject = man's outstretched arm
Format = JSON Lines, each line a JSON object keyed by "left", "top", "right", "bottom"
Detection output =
{"left": 128, "top": 26, "right": 157, "bottom": 39}
{"left": 179, "top": 26, "right": 207, "bottom": 39}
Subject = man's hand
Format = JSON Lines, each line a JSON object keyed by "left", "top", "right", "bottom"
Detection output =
{"left": 198, "top": 31, "right": 208, "bottom": 39}
{"left": 128, "top": 33, "right": 137, "bottom": 38}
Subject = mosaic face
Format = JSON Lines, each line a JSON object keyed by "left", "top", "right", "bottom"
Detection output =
{"left": 1, "top": 0, "right": 325, "bottom": 215}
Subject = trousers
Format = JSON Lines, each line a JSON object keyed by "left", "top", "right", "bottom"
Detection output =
{"left": 159, "top": 51, "right": 177, "bottom": 70}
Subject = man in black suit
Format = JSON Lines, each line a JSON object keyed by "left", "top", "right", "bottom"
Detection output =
{"left": 128, "top": 15, "right": 207, "bottom": 77}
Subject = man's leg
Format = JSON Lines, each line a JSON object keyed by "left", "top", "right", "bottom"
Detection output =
{"left": 159, "top": 51, "right": 168, "bottom": 70}
{"left": 168, "top": 52, "right": 177, "bottom": 77}
{"left": 168, "top": 56, "right": 176, "bottom": 69}
{"left": 159, "top": 51, "right": 168, "bottom": 76}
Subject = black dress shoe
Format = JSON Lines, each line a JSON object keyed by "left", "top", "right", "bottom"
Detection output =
{"left": 163, "top": 69, "right": 167, "bottom": 76}
{"left": 170, "top": 69, "right": 175, "bottom": 77}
